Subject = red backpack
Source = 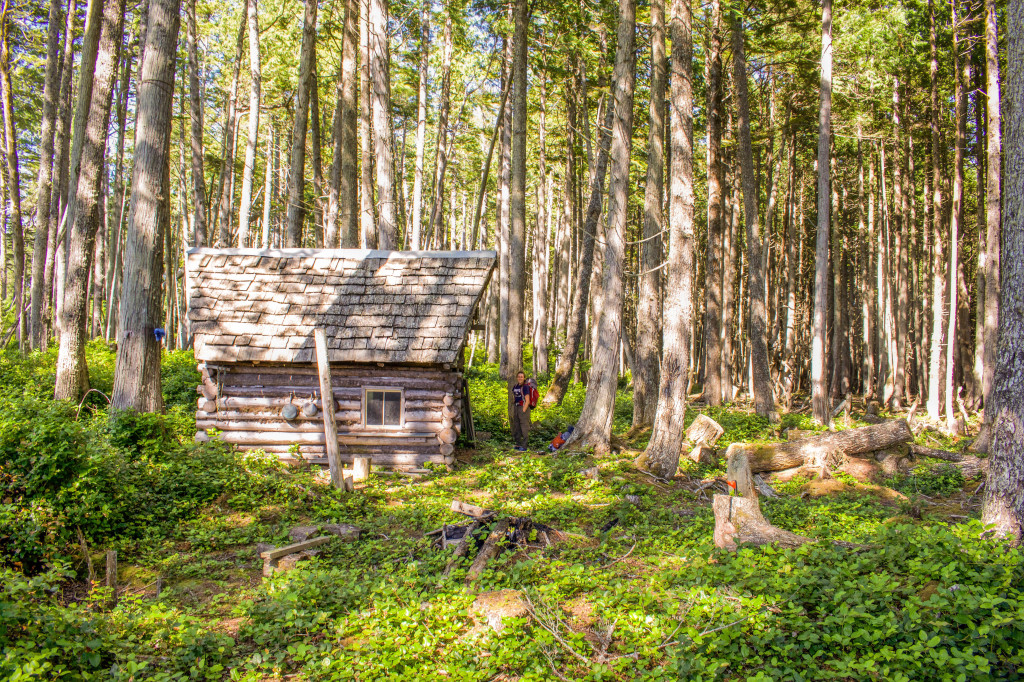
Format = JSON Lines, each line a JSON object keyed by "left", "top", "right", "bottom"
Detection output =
{"left": 526, "top": 378, "right": 539, "bottom": 409}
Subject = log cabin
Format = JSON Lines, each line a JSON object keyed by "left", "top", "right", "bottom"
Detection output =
{"left": 187, "top": 248, "right": 496, "bottom": 469}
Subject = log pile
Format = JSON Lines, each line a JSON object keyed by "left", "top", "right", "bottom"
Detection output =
{"left": 434, "top": 500, "right": 566, "bottom": 579}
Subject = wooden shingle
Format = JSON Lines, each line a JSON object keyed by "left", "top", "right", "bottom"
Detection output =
{"left": 187, "top": 248, "right": 496, "bottom": 365}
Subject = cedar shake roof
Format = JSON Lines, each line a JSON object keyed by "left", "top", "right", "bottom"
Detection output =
{"left": 187, "top": 248, "right": 496, "bottom": 365}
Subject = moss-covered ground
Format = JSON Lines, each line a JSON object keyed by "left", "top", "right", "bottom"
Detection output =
{"left": 1, "top": 343, "right": 1020, "bottom": 680}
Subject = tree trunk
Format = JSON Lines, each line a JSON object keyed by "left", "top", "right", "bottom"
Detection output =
{"left": 811, "top": 0, "right": 832, "bottom": 424}
{"left": 0, "top": 12, "right": 24, "bottom": 349}
{"left": 214, "top": 12, "right": 245, "bottom": 247}
{"left": 427, "top": 7, "right": 453, "bottom": 247}
{"left": 927, "top": 0, "right": 945, "bottom": 422}
{"left": 633, "top": 0, "right": 666, "bottom": 427}
{"left": 111, "top": 0, "right": 179, "bottom": 412}
{"left": 497, "top": 42, "right": 512, "bottom": 377}
{"left": 732, "top": 5, "right": 775, "bottom": 420}
{"left": 982, "top": 0, "right": 1003, "bottom": 416}
{"left": 981, "top": 0, "right": 1024, "bottom": 539}
{"left": 367, "top": 0, "right": 396, "bottom": 249}
{"left": 237, "top": 0, "right": 261, "bottom": 246}
{"left": 185, "top": 0, "right": 207, "bottom": 246}
{"left": 29, "top": 0, "right": 65, "bottom": 349}
{"left": 409, "top": 4, "right": 429, "bottom": 249}
{"left": 310, "top": 63, "right": 324, "bottom": 247}
{"left": 946, "top": 14, "right": 966, "bottom": 433}
{"left": 43, "top": 0, "right": 78, "bottom": 346}
{"left": 542, "top": 97, "right": 613, "bottom": 406}
{"left": 336, "top": 0, "right": 358, "bottom": 247}
{"left": 702, "top": 0, "right": 725, "bottom": 407}
{"left": 571, "top": 0, "right": 635, "bottom": 452}
{"left": 53, "top": 0, "right": 125, "bottom": 400}
{"left": 358, "top": 1, "right": 375, "bottom": 247}
{"left": 892, "top": 80, "right": 909, "bottom": 408}
{"left": 635, "top": 0, "right": 693, "bottom": 478}
{"left": 284, "top": 0, "right": 317, "bottom": 248}
{"left": 533, "top": 71, "right": 550, "bottom": 378}
{"left": 505, "top": 0, "right": 529, "bottom": 423}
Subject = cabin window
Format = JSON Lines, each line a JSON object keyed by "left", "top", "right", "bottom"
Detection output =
{"left": 364, "top": 389, "right": 402, "bottom": 427}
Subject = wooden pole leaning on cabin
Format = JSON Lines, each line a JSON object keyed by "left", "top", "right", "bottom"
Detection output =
{"left": 313, "top": 328, "right": 344, "bottom": 489}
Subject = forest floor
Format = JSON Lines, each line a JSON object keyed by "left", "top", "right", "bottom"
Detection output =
{"left": 1, "top": 344, "right": 1022, "bottom": 681}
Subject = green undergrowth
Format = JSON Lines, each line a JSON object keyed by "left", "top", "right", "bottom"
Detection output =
{"left": 1, "top": 350, "right": 1020, "bottom": 680}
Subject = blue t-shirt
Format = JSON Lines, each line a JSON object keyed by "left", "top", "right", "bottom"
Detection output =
{"left": 512, "top": 383, "right": 527, "bottom": 407}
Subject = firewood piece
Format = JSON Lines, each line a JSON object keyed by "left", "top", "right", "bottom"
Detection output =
{"left": 752, "top": 474, "right": 780, "bottom": 498}
{"left": 466, "top": 519, "right": 510, "bottom": 581}
{"left": 105, "top": 550, "right": 118, "bottom": 606}
{"left": 908, "top": 443, "right": 965, "bottom": 462}
{"left": 451, "top": 500, "right": 494, "bottom": 519}
{"left": 353, "top": 456, "right": 372, "bottom": 482}
{"left": 712, "top": 495, "right": 811, "bottom": 550}
{"left": 261, "top": 536, "right": 336, "bottom": 576}
{"left": 443, "top": 521, "right": 482, "bottom": 576}
{"left": 686, "top": 414, "right": 725, "bottom": 446}
{"left": 688, "top": 445, "right": 717, "bottom": 465}
{"left": 728, "top": 419, "right": 913, "bottom": 473}
{"left": 313, "top": 328, "right": 343, "bottom": 490}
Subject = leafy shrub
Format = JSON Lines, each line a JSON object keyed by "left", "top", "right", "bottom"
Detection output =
{"left": 890, "top": 464, "right": 967, "bottom": 497}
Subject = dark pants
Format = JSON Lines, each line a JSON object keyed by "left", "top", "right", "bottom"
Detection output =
{"left": 512, "top": 405, "right": 531, "bottom": 448}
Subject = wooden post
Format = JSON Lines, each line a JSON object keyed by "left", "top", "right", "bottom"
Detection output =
{"left": 353, "top": 456, "right": 371, "bottom": 482}
{"left": 313, "top": 328, "right": 343, "bottom": 489}
{"left": 105, "top": 550, "right": 117, "bottom": 606}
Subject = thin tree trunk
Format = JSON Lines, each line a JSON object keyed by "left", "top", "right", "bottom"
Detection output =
{"left": 237, "top": 0, "right": 261, "bottom": 246}
{"left": 284, "top": 0, "right": 317, "bottom": 247}
{"left": 310, "top": 62, "right": 324, "bottom": 247}
{"left": 634, "top": 0, "right": 666, "bottom": 426}
{"left": 29, "top": 0, "right": 65, "bottom": 349}
{"left": 702, "top": 0, "right": 725, "bottom": 407}
{"left": 927, "top": 0, "right": 945, "bottom": 421}
{"left": 498, "top": 42, "right": 512, "bottom": 377}
{"left": 215, "top": 12, "right": 245, "bottom": 246}
{"left": 811, "top": 0, "right": 832, "bottom": 424}
{"left": 946, "top": 14, "right": 966, "bottom": 433}
{"left": 54, "top": 0, "right": 125, "bottom": 399}
{"left": 504, "top": 0, "right": 529, "bottom": 419}
{"left": 533, "top": 70, "right": 550, "bottom": 378}
{"left": 185, "top": 0, "right": 207, "bottom": 246}
{"left": 732, "top": 4, "right": 775, "bottom": 420}
{"left": 427, "top": 7, "right": 453, "bottom": 247}
{"left": 542, "top": 98, "right": 613, "bottom": 406}
{"left": 409, "top": 4, "right": 428, "bottom": 249}
{"left": 368, "top": 0, "right": 395, "bottom": 249}
{"left": 636, "top": 0, "right": 693, "bottom": 477}
{"left": 358, "top": 1, "right": 374, "bottom": 247}
{"left": 334, "top": 0, "right": 357, "bottom": 247}
{"left": 982, "top": 0, "right": 1003, "bottom": 417}
{"left": 0, "top": 12, "right": 25, "bottom": 348}
{"left": 892, "top": 79, "right": 908, "bottom": 408}
{"left": 112, "top": 0, "right": 179, "bottom": 412}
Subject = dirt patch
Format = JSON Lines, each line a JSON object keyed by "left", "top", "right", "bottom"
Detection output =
{"left": 562, "top": 595, "right": 596, "bottom": 629}
{"left": 470, "top": 589, "right": 529, "bottom": 633}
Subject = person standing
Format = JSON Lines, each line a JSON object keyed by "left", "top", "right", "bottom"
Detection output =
{"left": 510, "top": 371, "right": 532, "bottom": 451}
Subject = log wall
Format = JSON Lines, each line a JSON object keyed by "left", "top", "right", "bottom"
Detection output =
{"left": 195, "top": 362, "right": 464, "bottom": 467}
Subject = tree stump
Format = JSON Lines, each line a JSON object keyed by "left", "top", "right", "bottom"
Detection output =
{"left": 688, "top": 445, "right": 717, "bottom": 465}
{"left": 352, "top": 456, "right": 372, "bottom": 482}
{"left": 712, "top": 495, "right": 811, "bottom": 550}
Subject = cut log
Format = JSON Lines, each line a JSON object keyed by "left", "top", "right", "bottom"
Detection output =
{"left": 451, "top": 500, "right": 494, "bottom": 519}
{"left": 729, "top": 419, "right": 913, "bottom": 473}
{"left": 438, "top": 428, "right": 458, "bottom": 444}
{"left": 443, "top": 520, "right": 481, "bottom": 576}
{"left": 713, "top": 495, "right": 811, "bottom": 550}
{"left": 443, "top": 394, "right": 455, "bottom": 406}
{"left": 686, "top": 414, "right": 724, "bottom": 446}
{"left": 908, "top": 443, "right": 965, "bottom": 462}
{"left": 688, "top": 445, "right": 717, "bottom": 465}
{"left": 466, "top": 519, "right": 510, "bottom": 581}
{"left": 439, "top": 443, "right": 455, "bottom": 457}
{"left": 352, "top": 456, "right": 372, "bottom": 482}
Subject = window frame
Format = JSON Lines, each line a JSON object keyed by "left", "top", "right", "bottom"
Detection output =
{"left": 362, "top": 387, "right": 404, "bottom": 429}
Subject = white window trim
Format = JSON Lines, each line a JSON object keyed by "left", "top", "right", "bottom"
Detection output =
{"left": 362, "top": 387, "right": 404, "bottom": 429}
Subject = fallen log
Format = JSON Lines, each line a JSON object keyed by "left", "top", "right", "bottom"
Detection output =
{"left": 728, "top": 419, "right": 913, "bottom": 473}
{"left": 466, "top": 519, "right": 510, "bottom": 582}
{"left": 908, "top": 443, "right": 964, "bottom": 462}
{"left": 451, "top": 500, "right": 494, "bottom": 519}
